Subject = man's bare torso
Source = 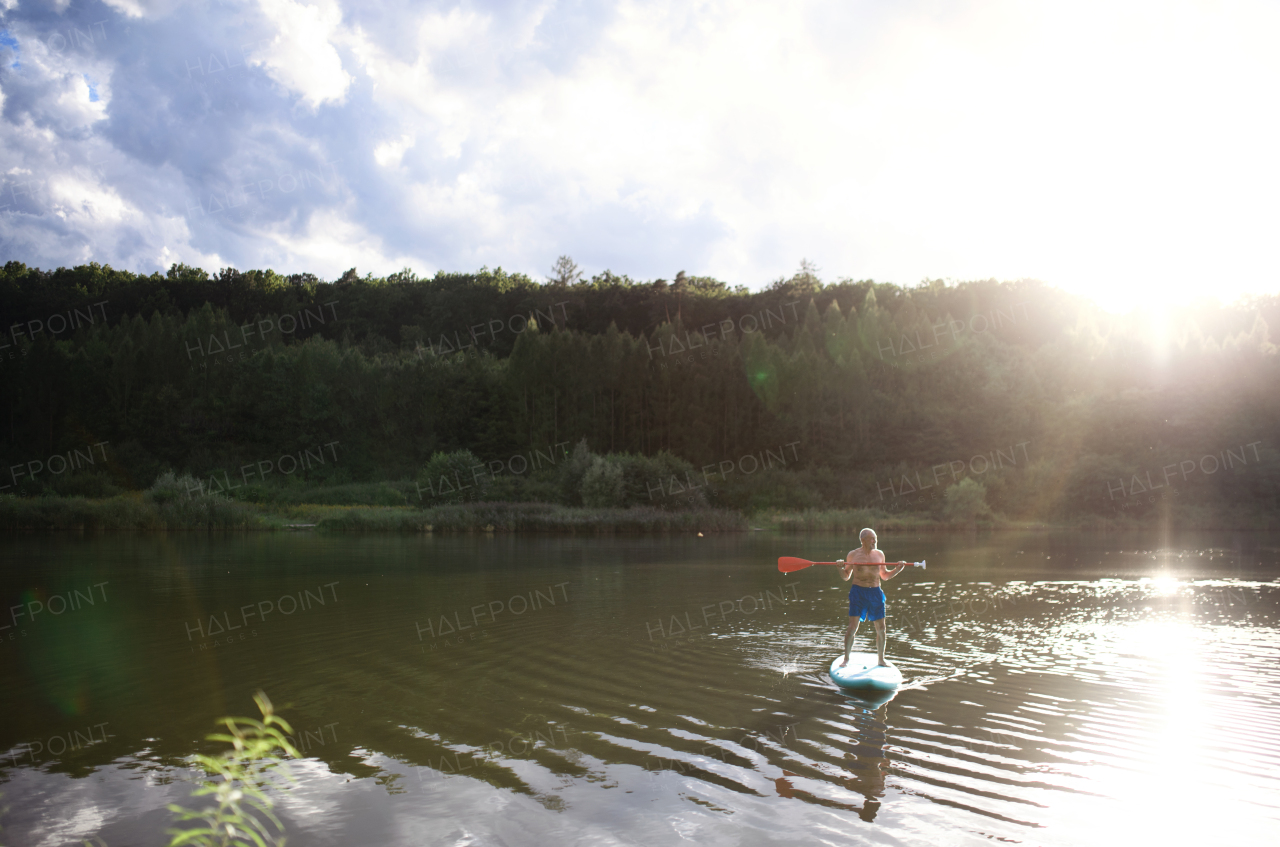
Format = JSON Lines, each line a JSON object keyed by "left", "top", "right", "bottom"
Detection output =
{"left": 843, "top": 547, "right": 886, "bottom": 587}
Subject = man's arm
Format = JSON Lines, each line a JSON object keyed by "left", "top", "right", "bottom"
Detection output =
{"left": 879, "top": 563, "right": 906, "bottom": 580}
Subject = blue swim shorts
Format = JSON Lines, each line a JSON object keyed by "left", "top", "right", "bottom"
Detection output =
{"left": 848, "top": 585, "right": 886, "bottom": 622}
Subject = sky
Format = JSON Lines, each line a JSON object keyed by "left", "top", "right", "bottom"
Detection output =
{"left": 0, "top": 0, "right": 1277, "bottom": 312}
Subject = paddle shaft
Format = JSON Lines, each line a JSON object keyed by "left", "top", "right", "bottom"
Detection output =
{"left": 806, "top": 561, "right": 918, "bottom": 567}
{"left": 777, "top": 556, "right": 926, "bottom": 573}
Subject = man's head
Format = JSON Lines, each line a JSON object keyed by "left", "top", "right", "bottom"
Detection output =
{"left": 860, "top": 527, "right": 877, "bottom": 549}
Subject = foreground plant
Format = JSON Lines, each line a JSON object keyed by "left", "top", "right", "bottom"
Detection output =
{"left": 167, "top": 691, "right": 301, "bottom": 847}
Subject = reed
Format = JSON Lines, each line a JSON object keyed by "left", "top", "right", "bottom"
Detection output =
{"left": 419, "top": 502, "right": 746, "bottom": 532}
{"left": 3, "top": 493, "right": 1266, "bottom": 533}
{"left": 769, "top": 508, "right": 941, "bottom": 533}
{"left": 313, "top": 506, "right": 433, "bottom": 532}
{"left": 0, "top": 495, "right": 747, "bottom": 533}
{"left": 234, "top": 482, "right": 411, "bottom": 507}
{"left": 0, "top": 482, "right": 271, "bottom": 531}
{"left": 166, "top": 691, "right": 300, "bottom": 847}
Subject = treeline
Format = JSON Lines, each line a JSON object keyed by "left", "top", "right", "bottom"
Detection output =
{"left": 1, "top": 260, "right": 1277, "bottom": 522}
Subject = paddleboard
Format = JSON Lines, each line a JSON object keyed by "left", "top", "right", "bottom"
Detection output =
{"left": 829, "top": 653, "right": 903, "bottom": 691}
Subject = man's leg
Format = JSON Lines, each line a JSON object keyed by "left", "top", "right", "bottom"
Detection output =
{"left": 840, "top": 616, "right": 860, "bottom": 666}
{"left": 873, "top": 618, "right": 888, "bottom": 665}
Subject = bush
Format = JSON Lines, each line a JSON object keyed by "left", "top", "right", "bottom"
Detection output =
{"left": 146, "top": 471, "right": 204, "bottom": 504}
{"left": 236, "top": 482, "right": 408, "bottom": 507}
{"left": 581, "top": 456, "right": 626, "bottom": 507}
{"left": 555, "top": 443, "right": 709, "bottom": 509}
{"left": 0, "top": 488, "right": 268, "bottom": 531}
{"left": 708, "top": 467, "right": 825, "bottom": 512}
{"left": 153, "top": 493, "right": 267, "bottom": 529}
{"left": 303, "top": 483, "right": 407, "bottom": 506}
{"left": 418, "top": 450, "right": 489, "bottom": 505}
{"left": 612, "top": 451, "right": 707, "bottom": 509}
{"left": 774, "top": 508, "right": 937, "bottom": 533}
{"left": 558, "top": 439, "right": 594, "bottom": 506}
{"left": 943, "top": 478, "right": 992, "bottom": 523}
{"left": 144, "top": 471, "right": 269, "bottom": 528}
{"left": 51, "top": 472, "right": 123, "bottom": 499}
{"left": 420, "top": 501, "right": 747, "bottom": 532}
{"left": 483, "top": 473, "right": 562, "bottom": 503}
{"left": 0, "top": 493, "right": 157, "bottom": 530}
{"left": 1056, "top": 453, "right": 1138, "bottom": 517}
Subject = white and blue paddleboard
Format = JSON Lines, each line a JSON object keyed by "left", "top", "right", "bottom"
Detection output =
{"left": 829, "top": 653, "right": 903, "bottom": 691}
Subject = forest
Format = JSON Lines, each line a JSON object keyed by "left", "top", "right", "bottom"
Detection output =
{"left": 0, "top": 259, "right": 1277, "bottom": 526}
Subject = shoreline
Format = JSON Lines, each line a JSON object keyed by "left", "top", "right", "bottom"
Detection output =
{"left": 0, "top": 495, "right": 1273, "bottom": 533}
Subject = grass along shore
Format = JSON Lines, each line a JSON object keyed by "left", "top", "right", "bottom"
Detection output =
{"left": 0, "top": 493, "right": 747, "bottom": 533}
{"left": 760, "top": 506, "right": 1275, "bottom": 533}
{"left": 1, "top": 491, "right": 1271, "bottom": 533}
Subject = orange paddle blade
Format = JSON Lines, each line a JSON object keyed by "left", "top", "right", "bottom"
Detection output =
{"left": 778, "top": 557, "right": 845, "bottom": 573}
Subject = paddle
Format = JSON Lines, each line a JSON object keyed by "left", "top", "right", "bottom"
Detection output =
{"left": 778, "top": 556, "right": 926, "bottom": 574}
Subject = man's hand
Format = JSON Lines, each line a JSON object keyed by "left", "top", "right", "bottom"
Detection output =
{"left": 880, "top": 563, "right": 906, "bottom": 580}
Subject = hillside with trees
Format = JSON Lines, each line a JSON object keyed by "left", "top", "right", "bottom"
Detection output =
{"left": 1, "top": 259, "right": 1276, "bottom": 526}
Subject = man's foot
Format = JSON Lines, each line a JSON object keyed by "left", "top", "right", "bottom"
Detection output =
{"left": 877, "top": 658, "right": 892, "bottom": 667}
{"left": 838, "top": 656, "right": 849, "bottom": 667}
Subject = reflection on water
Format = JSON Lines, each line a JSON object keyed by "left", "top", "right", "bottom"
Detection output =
{"left": 1, "top": 531, "right": 1279, "bottom": 846}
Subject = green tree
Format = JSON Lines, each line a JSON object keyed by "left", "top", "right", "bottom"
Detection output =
{"left": 943, "top": 478, "right": 992, "bottom": 523}
{"left": 418, "top": 449, "right": 489, "bottom": 504}
{"left": 549, "top": 255, "right": 582, "bottom": 287}
{"left": 581, "top": 455, "right": 626, "bottom": 507}
{"left": 557, "top": 439, "right": 594, "bottom": 506}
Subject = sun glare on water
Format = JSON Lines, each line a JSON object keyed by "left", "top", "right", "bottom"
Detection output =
{"left": 1051, "top": 615, "right": 1276, "bottom": 844}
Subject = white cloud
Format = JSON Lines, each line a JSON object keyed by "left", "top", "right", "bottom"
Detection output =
{"left": 373, "top": 133, "right": 415, "bottom": 168}
{"left": 2, "top": 0, "right": 1278, "bottom": 311}
{"left": 249, "top": 0, "right": 353, "bottom": 109}
{"left": 99, "top": 0, "right": 183, "bottom": 17}
{"left": 259, "top": 206, "right": 422, "bottom": 276}
{"left": 49, "top": 175, "right": 131, "bottom": 221}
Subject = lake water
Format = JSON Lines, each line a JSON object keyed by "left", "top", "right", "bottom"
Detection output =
{"left": 2, "top": 531, "right": 1279, "bottom": 846}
